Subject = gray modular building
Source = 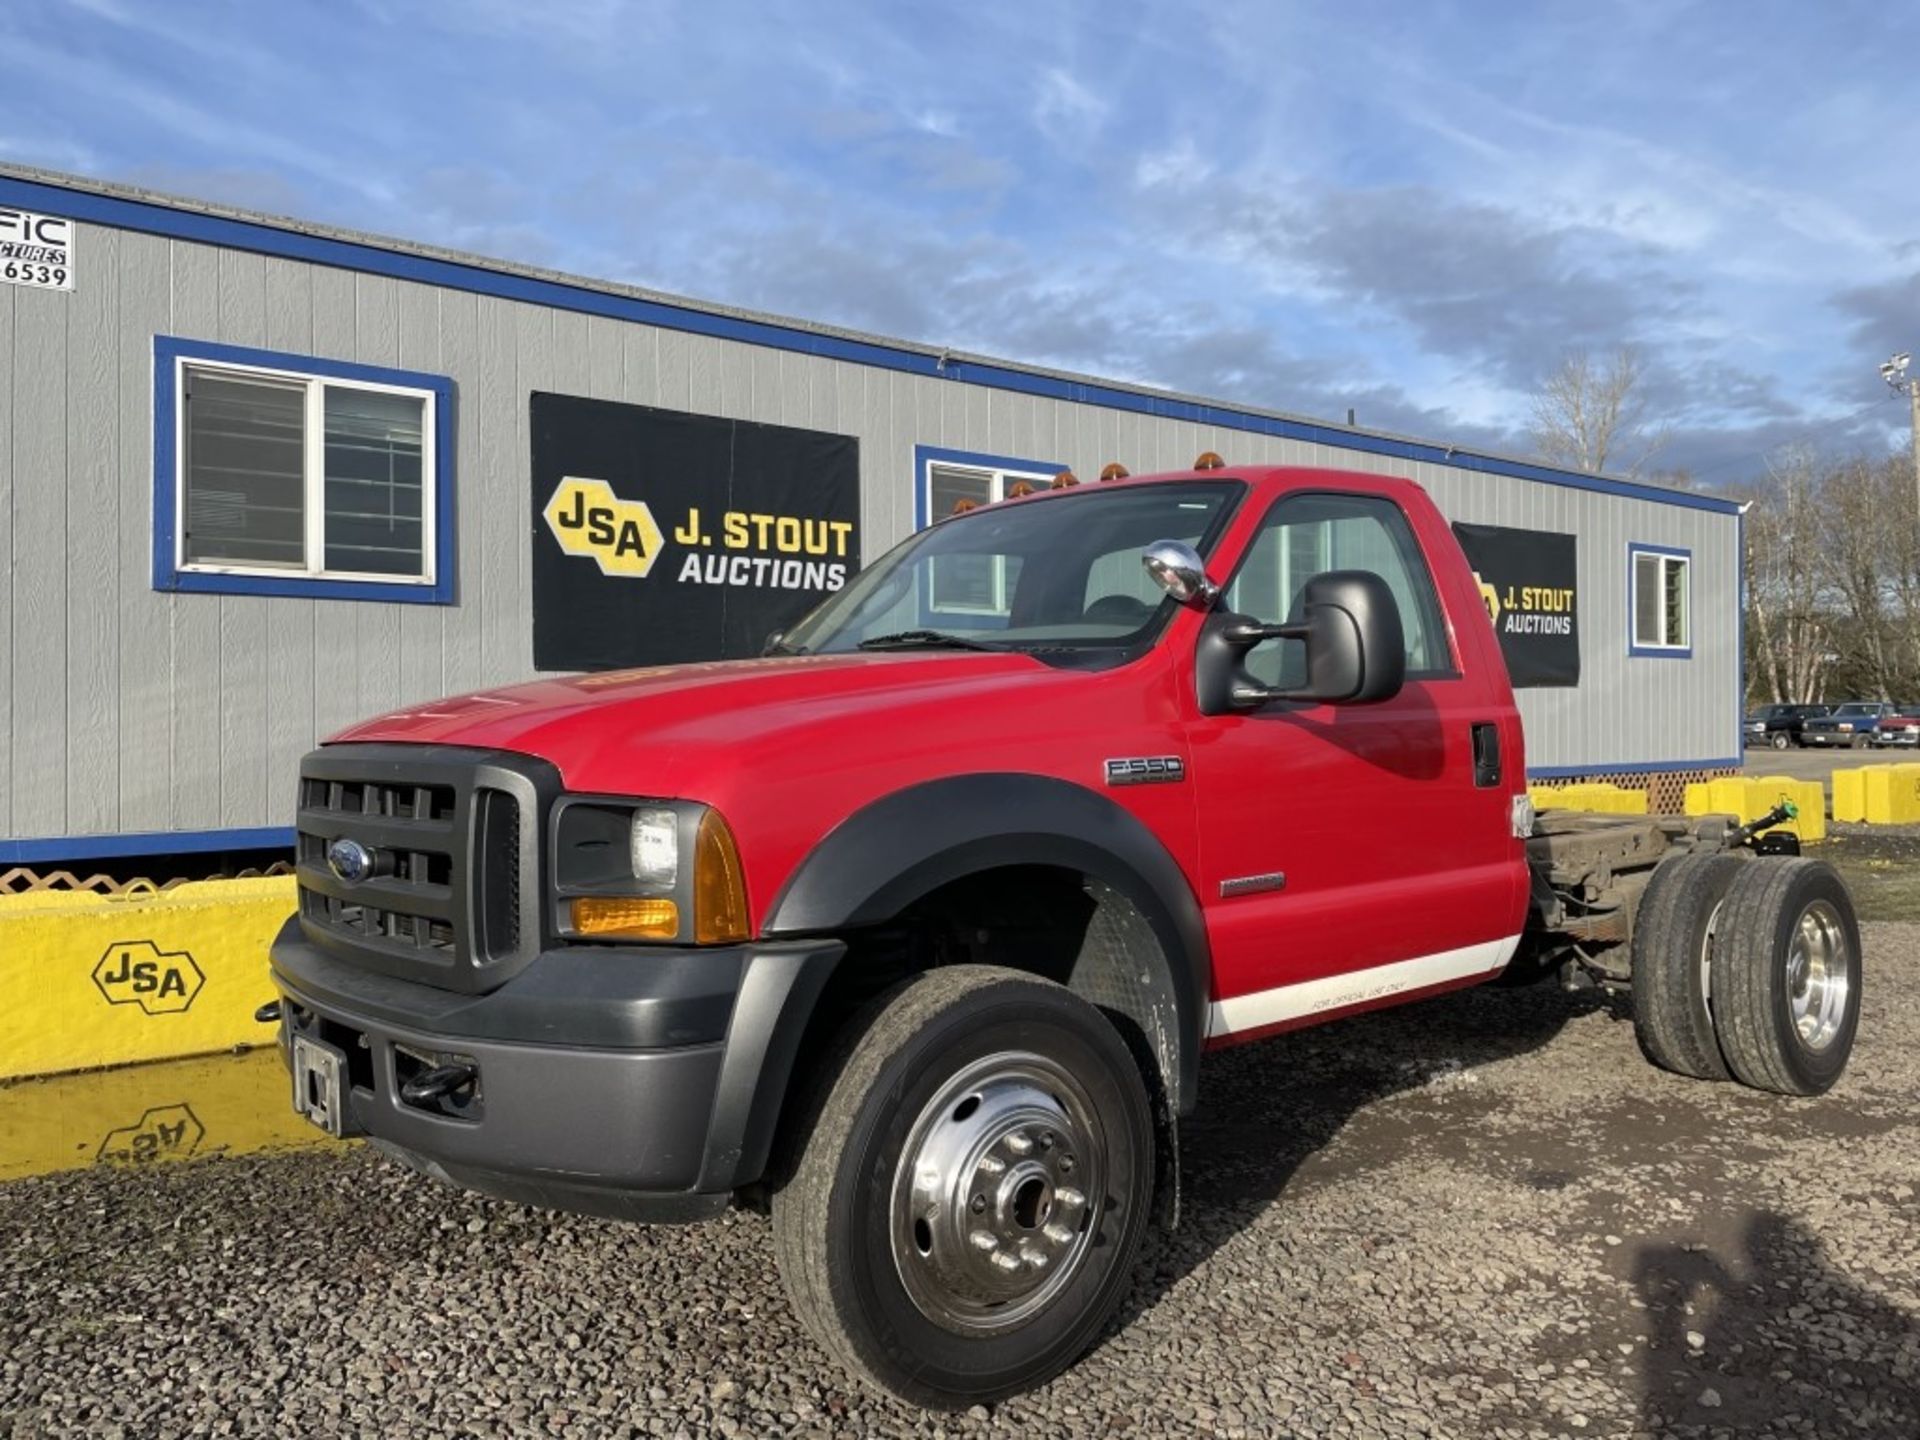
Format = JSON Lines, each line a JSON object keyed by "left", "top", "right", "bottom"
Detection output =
{"left": 0, "top": 164, "right": 1743, "bottom": 865}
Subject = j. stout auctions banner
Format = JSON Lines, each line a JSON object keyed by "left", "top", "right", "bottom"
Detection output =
{"left": 1449, "top": 521, "right": 1580, "bottom": 687}
{"left": 531, "top": 393, "right": 859, "bottom": 670}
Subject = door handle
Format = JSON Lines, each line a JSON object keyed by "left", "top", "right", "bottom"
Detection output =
{"left": 1471, "top": 723, "right": 1501, "bottom": 788}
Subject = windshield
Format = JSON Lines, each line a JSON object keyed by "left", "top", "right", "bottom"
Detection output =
{"left": 779, "top": 481, "right": 1242, "bottom": 658}
{"left": 1834, "top": 704, "right": 1880, "bottom": 717}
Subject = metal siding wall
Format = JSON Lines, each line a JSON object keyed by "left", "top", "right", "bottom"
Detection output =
{"left": 13, "top": 275, "right": 68, "bottom": 837}
{"left": 3, "top": 218, "right": 1740, "bottom": 845}
{"left": 116, "top": 232, "right": 172, "bottom": 832}
{"left": 0, "top": 278, "right": 13, "bottom": 837}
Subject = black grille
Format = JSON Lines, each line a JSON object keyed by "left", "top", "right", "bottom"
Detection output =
{"left": 293, "top": 745, "right": 551, "bottom": 993}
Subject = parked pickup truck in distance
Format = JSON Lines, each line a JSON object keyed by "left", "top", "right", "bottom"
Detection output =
{"left": 1801, "top": 702, "right": 1896, "bottom": 748}
{"left": 264, "top": 460, "right": 1863, "bottom": 1407}
{"left": 1870, "top": 704, "right": 1920, "bottom": 748}
{"left": 1744, "top": 702, "right": 1831, "bottom": 749}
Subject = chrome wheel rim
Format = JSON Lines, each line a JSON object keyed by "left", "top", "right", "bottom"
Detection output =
{"left": 1786, "top": 900, "right": 1851, "bottom": 1053}
{"left": 1700, "top": 897, "right": 1727, "bottom": 1010}
{"left": 890, "top": 1050, "right": 1106, "bottom": 1335}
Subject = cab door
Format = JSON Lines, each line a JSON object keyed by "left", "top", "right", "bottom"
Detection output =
{"left": 1185, "top": 488, "right": 1524, "bottom": 1043}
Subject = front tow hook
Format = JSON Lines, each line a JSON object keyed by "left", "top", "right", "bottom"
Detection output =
{"left": 401, "top": 1062, "right": 478, "bottom": 1106}
{"left": 254, "top": 999, "right": 283, "bottom": 1024}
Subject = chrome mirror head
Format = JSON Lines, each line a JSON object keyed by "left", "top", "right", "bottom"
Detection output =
{"left": 1143, "top": 540, "right": 1218, "bottom": 607}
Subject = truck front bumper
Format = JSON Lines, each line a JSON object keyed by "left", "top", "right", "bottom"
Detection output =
{"left": 268, "top": 917, "right": 844, "bottom": 1223}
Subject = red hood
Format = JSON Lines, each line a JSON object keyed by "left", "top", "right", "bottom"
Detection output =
{"left": 330, "top": 651, "right": 1088, "bottom": 795}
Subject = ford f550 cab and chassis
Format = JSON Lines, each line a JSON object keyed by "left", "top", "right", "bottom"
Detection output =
{"left": 267, "top": 463, "right": 1862, "bottom": 1405}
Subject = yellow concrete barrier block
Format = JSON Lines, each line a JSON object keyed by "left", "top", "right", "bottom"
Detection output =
{"left": 1685, "top": 776, "right": 1824, "bottom": 841}
{"left": 1685, "top": 776, "right": 1752, "bottom": 820}
{"left": 1832, "top": 768, "right": 1869, "bottom": 824}
{"left": 0, "top": 876, "right": 293, "bottom": 1081}
{"left": 1530, "top": 782, "right": 1648, "bottom": 815}
{"left": 1863, "top": 764, "right": 1920, "bottom": 825}
{"left": 1747, "top": 775, "right": 1826, "bottom": 843}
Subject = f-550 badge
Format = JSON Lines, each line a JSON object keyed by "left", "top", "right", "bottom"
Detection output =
{"left": 1104, "top": 756, "right": 1186, "bottom": 786}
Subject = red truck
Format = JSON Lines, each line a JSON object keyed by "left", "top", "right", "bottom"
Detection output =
{"left": 267, "top": 463, "right": 1862, "bottom": 1405}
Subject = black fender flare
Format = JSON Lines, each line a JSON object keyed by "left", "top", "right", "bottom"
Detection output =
{"left": 763, "top": 773, "right": 1211, "bottom": 1115}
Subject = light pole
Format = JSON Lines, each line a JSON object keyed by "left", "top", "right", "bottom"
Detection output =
{"left": 1880, "top": 352, "right": 1920, "bottom": 527}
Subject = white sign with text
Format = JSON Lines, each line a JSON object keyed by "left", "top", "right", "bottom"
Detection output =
{"left": 0, "top": 207, "right": 74, "bottom": 291}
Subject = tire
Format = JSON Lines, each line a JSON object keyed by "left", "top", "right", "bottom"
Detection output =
{"left": 1631, "top": 854, "right": 1748, "bottom": 1080}
{"left": 1711, "top": 860, "right": 1862, "bottom": 1095}
{"left": 771, "top": 965, "right": 1155, "bottom": 1406}
{"left": 1850, "top": 733, "right": 1868, "bottom": 750}
{"left": 1769, "top": 731, "right": 1791, "bottom": 751}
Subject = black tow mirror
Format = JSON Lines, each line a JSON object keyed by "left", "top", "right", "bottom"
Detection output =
{"left": 1196, "top": 570, "right": 1406, "bottom": 714}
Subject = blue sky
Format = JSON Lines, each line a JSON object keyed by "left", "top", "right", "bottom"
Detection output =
{"left": 5, "top": 0, "right": 1917, "bottom": 484}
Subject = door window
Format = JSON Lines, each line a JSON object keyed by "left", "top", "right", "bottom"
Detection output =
{"left": 1225, "top": 492, "right": 1452, "bottom": 686}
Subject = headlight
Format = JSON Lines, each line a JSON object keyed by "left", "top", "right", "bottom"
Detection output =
{"left": 553, "top": 798, "right": 748, "bottom": 945}
{"left": 629, "top": 807, "right": 679, "bottom": 888}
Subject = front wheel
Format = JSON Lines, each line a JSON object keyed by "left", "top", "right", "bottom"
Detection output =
{"left": 1770, "top": 731, "right": 1791, "bottom": 751}
{"left": 772, "top": 966, "right": 1155, "bottom": 1406}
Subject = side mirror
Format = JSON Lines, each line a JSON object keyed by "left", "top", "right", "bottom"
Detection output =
{"left": 1196, "top": 570, "right": 1406, "bottom": 714}
{"left": 1142, "top": 540, "right": 1219, "bottom": 607}
{"left": 762, "top": 629, "right": 787, "bottom": 656}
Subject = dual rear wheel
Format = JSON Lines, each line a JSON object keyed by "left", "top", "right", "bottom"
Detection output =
{"left": 1632, "top": 856, "right": 1860, "bottom": 1095}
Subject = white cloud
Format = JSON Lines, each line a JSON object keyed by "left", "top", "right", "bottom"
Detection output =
{"left": 1033, "top": 67, "right": 1109, "bottom": 144}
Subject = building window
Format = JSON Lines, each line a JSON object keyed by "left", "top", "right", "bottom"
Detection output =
{"left": 153, "top": 336, "right": 454, "bottom": 603}
{"left": 1629, "top": 544, "right": 1690, "bottom": 656}
{"left": 914, "top": 446, "right": 1061, "bottom": 619}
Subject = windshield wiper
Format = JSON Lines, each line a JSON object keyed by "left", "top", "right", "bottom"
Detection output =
{"left": 855, "top": 629, "right": 1004, "bottom": 652}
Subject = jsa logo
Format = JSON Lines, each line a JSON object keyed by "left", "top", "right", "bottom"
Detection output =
{"left": 543, "top": 476, "right": 665, "bottom": 578}
{"left": 92, "top": 941, "right": 206, "bottom": 1015}
{"left": 97, "top": 1103, "right": 205, "bottom": 1165}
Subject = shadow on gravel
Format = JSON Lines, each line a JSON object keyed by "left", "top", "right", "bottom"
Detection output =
{"left": 1632, "top": 1211, "right": 1920, "bottom": 1437}
{"left": 1111, "top": 976, "right": 1614, "bottom": 1333}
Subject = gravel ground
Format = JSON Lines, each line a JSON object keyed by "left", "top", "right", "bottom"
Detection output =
{"left": 3, "top": 924, "right": 1917, "bottom": 1440}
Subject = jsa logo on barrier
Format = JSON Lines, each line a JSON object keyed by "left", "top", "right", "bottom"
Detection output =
{"left": 92, "top": 941, "right": 206, "bottom": 1015}
{"left": 543, "top": 476, "right": 665, "bottom": 578}
{"left": 97, "top": 1104, "right": 205, "bottom": 1165}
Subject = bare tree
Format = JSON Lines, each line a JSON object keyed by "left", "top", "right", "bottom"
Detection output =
{"left": 1530, "top": 348, "right": 1668, "bottom": 477}
{"left": 1738, "top": 447, "right": 1829, "bottom": 704}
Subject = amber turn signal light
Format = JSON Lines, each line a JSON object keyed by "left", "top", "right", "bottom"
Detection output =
{"left": 573, "top": 896, "right": 679, "bottom": 940}
{"left": 693, "top": 810, "right": 750, "bottom": 944}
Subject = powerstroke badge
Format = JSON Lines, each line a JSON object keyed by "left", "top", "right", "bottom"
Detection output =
{"left": 1105, "top": 756, "right": 1186, "bottom": 786}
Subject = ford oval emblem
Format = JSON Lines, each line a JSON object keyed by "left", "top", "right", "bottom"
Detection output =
{"left": 326, "top": 837, "right": 375, "bottom": 883}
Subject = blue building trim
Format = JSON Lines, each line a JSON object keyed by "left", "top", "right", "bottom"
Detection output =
{"left": 152, "top": 334, "right": 457, "bottom": 604}
{"left": 1, "top": 170, "right": 1745, "bottom": 518}
{"left": 912, "top": 444, "right": 1065, "bottom": 530}
{"left": 1527, "top": 758, "right": 1741, "bottom": 779}
{"left": 1626, "top": 540, "right": 1694, "bottom": 659}
{"left": 0, "top": 826, "right": 296, "bottom": 864}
